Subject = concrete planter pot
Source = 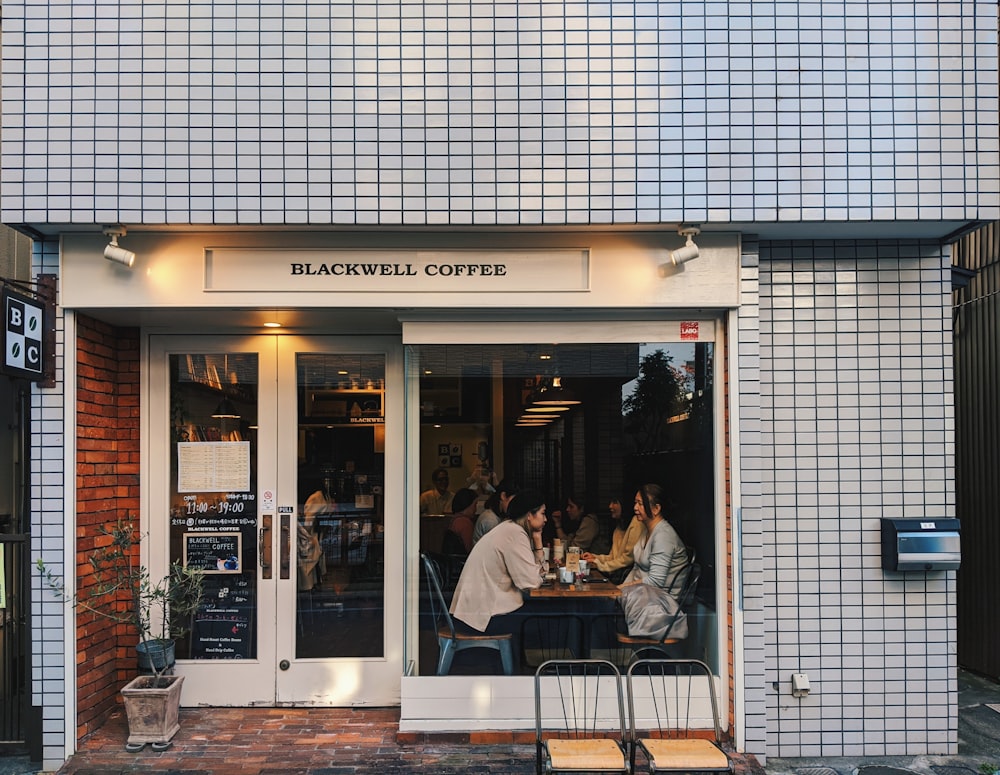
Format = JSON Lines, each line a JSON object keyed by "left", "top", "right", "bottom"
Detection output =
{"left": 120, "top": 674, "right": 185, "bottom": 751}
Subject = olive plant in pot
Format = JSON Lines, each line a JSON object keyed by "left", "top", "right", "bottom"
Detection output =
{"left": 38, "top": 518, "right": 204, "bottom": 752}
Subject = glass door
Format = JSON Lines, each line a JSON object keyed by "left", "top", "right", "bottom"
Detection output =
{"left": 148, "top": 335, "right": 402, "bottom": 707}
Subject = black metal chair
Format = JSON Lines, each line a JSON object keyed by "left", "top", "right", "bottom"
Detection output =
{"left": 519, "top": 614, "right": 584, "bottom": 670}
{"left": 616, "top": 563, "right": 701, "bottom": 661}
{"left": 626, "top": 658, "right": 731, "bottom": 774}
{"left": 534, "top": 658, "right": 630, "bottom": 775}
{"left": 420, "top": 552, "right": 514, "bottom": 676}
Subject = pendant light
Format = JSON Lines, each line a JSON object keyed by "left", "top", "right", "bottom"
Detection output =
{"left": 211, "top": 397, "right": 240, "bottom": 419}
{"left": 531, "top": 376, "right": 581, "bottom": 407}
{"left": 211, "top": 355, "right": 241, "bottom": 418}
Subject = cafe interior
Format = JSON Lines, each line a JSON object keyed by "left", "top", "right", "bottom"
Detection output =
{"left": 289, "top": 338, "right": 720, "bottom": 676}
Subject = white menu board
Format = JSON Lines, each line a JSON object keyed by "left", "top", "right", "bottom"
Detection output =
{"left": 177, "top": 441, "right": 251, "bottom": 493}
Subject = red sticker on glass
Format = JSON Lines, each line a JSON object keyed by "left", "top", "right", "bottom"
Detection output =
{"left": 680, "top": 321, "right": 699, "bottom": 340}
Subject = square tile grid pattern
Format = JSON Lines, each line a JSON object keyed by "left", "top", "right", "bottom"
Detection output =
{"left": 757, "top": 239, "right": 957, "bottom": 758}
{"left": 0, "top": 1, "right": 997, "bottom": 225}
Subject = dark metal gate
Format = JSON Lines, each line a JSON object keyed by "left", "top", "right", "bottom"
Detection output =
{"left": 953, "top": 221, "right": 1000, "bottom": 681}
{"left": 0, "top": 378, "right": 36, "bottom": 756}
{"left": 0, "top": 531, "right": 28, "bottom": 749}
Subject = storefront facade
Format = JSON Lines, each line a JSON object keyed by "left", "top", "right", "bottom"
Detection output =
{"left": 3, "top": 0, "right": 998, "bottom": 769}
{"left": 59, "top": 228, "right": 739, "bottom": 717}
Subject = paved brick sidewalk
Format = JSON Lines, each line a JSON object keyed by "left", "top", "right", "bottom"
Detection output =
{"left": 57, "top": 706, "right": 766, "bottom": 774}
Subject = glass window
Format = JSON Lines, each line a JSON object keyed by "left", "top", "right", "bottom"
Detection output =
{"left": 168, "top": 353, "right": 260, "bottom": 661}
{"left": 295, "top": 353, "right": 385, "bottom": 658}
{"left": 409, "top": 341, "right": 718, "bottom": 676}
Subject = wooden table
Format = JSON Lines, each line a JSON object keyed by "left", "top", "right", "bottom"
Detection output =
{"left": 526, "top": 575, "right": 620, "bottom": 663}
{"left": 529, "top": 576, "right": 621, "bottom": 599}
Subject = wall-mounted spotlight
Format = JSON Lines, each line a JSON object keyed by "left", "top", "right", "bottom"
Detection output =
{"left": 658, "top": 225, "right": 701, "bottom": 277}
{"left": 103, "top": 225, "right": 136, "bottom": 267}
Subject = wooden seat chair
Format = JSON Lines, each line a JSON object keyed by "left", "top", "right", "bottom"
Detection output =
{"left": 616, "top": 563, "right": 701, "bottom": 661}
{"left": 534, "top": 658, "right": 630, "bottom": 775}
{"left": 419, "top": 552, "right": 514, "bottom": 676}
{"left": 626, "top": 658, "right": 731, "bottom": 774}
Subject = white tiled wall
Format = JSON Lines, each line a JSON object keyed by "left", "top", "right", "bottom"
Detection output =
{"left": 29, "top": 238, "right": 70, "bottom": 770}
{"left": 758, "top": 239, "right": 957, "bottom": 758}
{"left": 737, "top": 236, "right": 767, "bottom": 757}
{"left": 1, "top": 1, "right": 996, "bottom": 225}
{"left": 5, "top": 0, "right": 984, "bottom": 765}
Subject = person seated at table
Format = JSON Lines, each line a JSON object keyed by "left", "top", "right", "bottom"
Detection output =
{"left": 582, "top": 495, "right": 647, "bottom": 585}
{"left": 419, "top": 467, "right": 455, "bottom": 515}
{"left": 450, "top": 490, "right": 547, "bottom": 642}
{"left": 472, "top": 478, "right": 520, "bottom": 545}
{"left": 443, "top": 487, "right": 477, "bottom": 555}
{"left": 620, "top": 483, "right": 689, "bottom": 597}
{"left": 550, "top": 494, "right": 605, "bottom": 552}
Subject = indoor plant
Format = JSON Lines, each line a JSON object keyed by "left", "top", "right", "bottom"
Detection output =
{"left": 38, "top": 518, "right": 204, "bottom": 752}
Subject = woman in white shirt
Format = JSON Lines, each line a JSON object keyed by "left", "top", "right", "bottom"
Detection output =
{"left": 450, "top": 490, "right": 547, "bottom": 636}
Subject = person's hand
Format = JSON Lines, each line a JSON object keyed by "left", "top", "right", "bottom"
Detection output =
{"left": 581, "top": 551, "right": 595, "bottom": 561}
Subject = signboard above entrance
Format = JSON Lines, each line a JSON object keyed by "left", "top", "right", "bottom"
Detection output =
{"left": 205, "top": 247, "right": 590, "bottom": 293}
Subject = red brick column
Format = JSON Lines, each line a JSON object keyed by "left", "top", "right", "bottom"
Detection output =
{"left": 74, "top": 315, "right": 140, "bottom": 741}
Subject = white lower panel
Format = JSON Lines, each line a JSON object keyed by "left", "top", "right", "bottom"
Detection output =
{"left": 400, "top": 674, "right": 727, "bottom": 734}
{"left": 400, "top": 676, "right": 536, "bottom": 732}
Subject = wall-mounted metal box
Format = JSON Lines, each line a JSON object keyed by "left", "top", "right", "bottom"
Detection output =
{"left": 880, "top": 518, "right": 961, "bottom": 572}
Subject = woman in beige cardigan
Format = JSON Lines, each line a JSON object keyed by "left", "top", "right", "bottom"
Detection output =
{"left": 449, "top": 490, "right": 547, "bottom": 639}
{"left": 582, "top": 496, "right": 647, "bottom": 584}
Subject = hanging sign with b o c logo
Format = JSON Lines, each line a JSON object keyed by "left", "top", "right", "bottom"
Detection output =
{"left": 3, "top": 287, "right": 45, "bottom": 381}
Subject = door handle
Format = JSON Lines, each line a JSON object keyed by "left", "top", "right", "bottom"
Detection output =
{"left": 260, "top": 514, "right": 272, "bottom": 579}
{"left": 280, "top": 514, "right": 290, "bottom": 580}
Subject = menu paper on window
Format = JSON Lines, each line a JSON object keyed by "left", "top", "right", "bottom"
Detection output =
{"left": 177, "top": 441, "right": 251, "bottom": 493}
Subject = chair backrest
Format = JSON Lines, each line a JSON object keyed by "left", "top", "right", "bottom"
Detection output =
{"left": 420, "top": 552, "right": 457, "bottom": 639}
{"left": 657, "top": 561, "right": 701, "bottom": 645}
{"left": 626, "top": 658, "right": 723, "bottom": 743}
{"left": 534, "top": 659, "right": 627, "bottom": 743}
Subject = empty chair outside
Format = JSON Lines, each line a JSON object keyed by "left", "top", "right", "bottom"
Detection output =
{"left": 534, "top": 658, "right": 630, "bottom": 775}
{"left": 626, "top": 658, "right": 731, "bottom": 774}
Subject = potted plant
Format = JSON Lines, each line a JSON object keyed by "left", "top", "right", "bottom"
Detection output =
{"left": 38, "top": 518, "right": 204, "bottom": 752}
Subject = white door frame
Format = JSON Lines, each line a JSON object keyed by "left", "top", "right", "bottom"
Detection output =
{"left": 144, "top": 334, "right": 404, "bottom": 707}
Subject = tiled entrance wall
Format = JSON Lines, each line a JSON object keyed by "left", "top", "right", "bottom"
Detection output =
{"left": 757, "top": 239, "right": 956, "bottom": 758}
{"left": 29, "top": 238, "right": 67, "bottom": 769}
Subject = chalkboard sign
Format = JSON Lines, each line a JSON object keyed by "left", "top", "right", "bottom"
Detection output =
{"left": 189, "top": 575, "right": 255, "bottom": 659}
{"left": 183, "top": 532, "right": 242, "bottom": 574}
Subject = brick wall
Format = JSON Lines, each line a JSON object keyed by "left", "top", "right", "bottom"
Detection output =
{"left": 74, "top": 315, "right": 140, "bottom": 741}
